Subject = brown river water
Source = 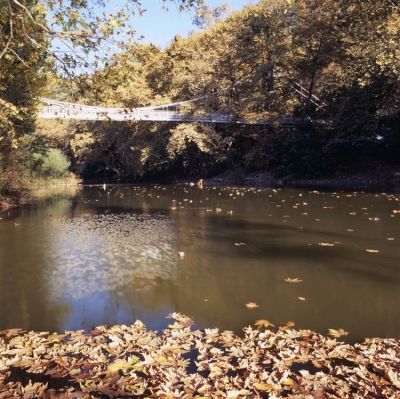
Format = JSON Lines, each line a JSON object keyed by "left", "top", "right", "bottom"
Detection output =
{"left": 0, "top": 184, "right": 399, "bottom": 343}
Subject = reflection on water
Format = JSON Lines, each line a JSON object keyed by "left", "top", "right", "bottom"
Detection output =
{"left": 0, "top": 184, "right": 399, "bottom": 342}
{"left": 46, "top": 213, "right": 177, "bottom": 300}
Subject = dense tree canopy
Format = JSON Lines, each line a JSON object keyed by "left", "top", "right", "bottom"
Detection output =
{"left": 61, "top": 0, "right": 399, "bottom": 182}
{"left": 0, "top": 0, "right": 204, "bottom": 199}
{"left": 1, "top": 0, "right": 400, "bottom": 193}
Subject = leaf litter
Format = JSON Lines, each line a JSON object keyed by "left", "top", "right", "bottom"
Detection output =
{"left": 1, "top": 314, "right": 399, "bottom": 398}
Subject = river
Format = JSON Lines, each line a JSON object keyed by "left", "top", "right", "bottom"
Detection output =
{"left": 0, "top": 184, "right": 399, "bottom": 343}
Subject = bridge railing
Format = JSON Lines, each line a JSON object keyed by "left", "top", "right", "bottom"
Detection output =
{"left": 135, "top": 109, "right": 233, "bottom": 123}
{"left": 37, "top": 99, "right": 296, "bottom": 126}
{"left": 38, "top": 103, "right": 234, "bottom": 123}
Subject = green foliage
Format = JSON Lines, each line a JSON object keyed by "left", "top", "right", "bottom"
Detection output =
{"left": 39, "top": 148, "right": 71, "bottom": 178}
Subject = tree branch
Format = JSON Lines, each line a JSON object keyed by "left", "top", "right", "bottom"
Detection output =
{"left": 0, "top": 0, "right": 14, "bottom": 61}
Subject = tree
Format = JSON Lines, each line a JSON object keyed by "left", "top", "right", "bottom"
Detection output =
{"left": 0, "top": 0, "right": 205, "bottom": 73}
{"left": 0, "top": 0, "right": 50, "bottom": 198}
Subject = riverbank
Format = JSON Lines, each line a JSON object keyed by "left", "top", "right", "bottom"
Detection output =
{"left": 0, "top": 174, "right": 81, "bottom": 210}
{"left": 2, "top": 167, "right": 400, "bottom": 211}
{"left": 0, "top": 314, "right": 399, "bottom": 398}
{"left": 202, "top": 166, "right": 400, "bottom": 191}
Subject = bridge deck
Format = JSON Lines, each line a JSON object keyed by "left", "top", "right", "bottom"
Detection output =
{"left": 37, "top": 98, "right": 296, "bottom": 126}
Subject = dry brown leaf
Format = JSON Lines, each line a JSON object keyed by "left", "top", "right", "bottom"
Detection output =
{"left": 328, "top": 328, "right": 349, "bottom": 338}
{"left": 285, "top": 277, "right": 303, "bottom": 283}
{"left": 255, "top": 383, "right": 279, "bottom": 392}
{"left": 279, "top": 321, "right": 296, "bottom": 331}
{"left": 254, "top": 319, "right": 275, "bottom": 329}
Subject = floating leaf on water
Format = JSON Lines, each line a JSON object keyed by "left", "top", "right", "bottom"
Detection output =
{"left": 318, "top": 243, "right": 334, "bottom": 246}
{"left": 349, "top": 212, "right": 357, "bottom": 216}
{"left": 246, "top": 302, "right": 259, "bottom": 309}
{"left": 346, "top": 229, "right": 354, "bottom": 232}
{"left": 279, "top": 321, "right": 295, "bottom": 331}
{"left": 0, "top": 328, "right": 26, "bottom": 339}
{"left": 366, "top": 249, "right": 379, "bottom": 253}
{"left": 298, "top": 297, "right": 306, "bottom": 301}
{"left": 328, "top": 328, "right": 349, "bottom": 338}
{"left": 255, "top": 319, "right": 275, "bottom": 329}
{"left": 179, "top": 251, "right": 185, "bottom": 259}
{"left": 234, "top": 242, "right": 246, "bottom": 246}
{"left": 285, "top": 277, "right": 302, "bottom": 283}
{"left": 369, "top": 217, "right": 379, "bottom": 221}
{"left": 387, "top": 238, "right": 395, "bottom": 241}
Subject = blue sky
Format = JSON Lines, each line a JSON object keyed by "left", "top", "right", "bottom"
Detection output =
{"left": 129, "top": 0, "right": 253, "bottom": 48}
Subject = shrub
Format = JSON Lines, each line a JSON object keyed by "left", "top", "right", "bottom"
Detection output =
{"left": 40, "top": 148, "right": 71, "bottom": 178}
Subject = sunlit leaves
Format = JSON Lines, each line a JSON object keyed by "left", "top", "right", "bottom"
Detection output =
{"left": 1, "top": 316, "right": 399, "bottom": 398}
{"left": 328, "top": 328, "right": 349, "bottom": 338}
{"left": 107, "top": 356, "right": 140, "bottom": 372}
{"left": 255, "top": 319, "right": 275, "bottom": 329}
{"left": 245, "top": 302, "right": 259, "bottom": 308}
{"left": 284, "top": 277, "right": 302, "bottom": 283}
{"left": 279, "top": 321, "right": 295, "bottom": 331}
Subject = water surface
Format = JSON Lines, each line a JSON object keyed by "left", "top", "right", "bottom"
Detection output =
{"left": 0, "top": 184, "right": 399, "bottom": 343}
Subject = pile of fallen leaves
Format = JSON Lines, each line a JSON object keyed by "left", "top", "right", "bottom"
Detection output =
{"left": 1, "top": 314, "right": 399, "bottom": 398}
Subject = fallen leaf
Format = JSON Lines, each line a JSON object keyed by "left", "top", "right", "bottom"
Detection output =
{"left": 0, "top": 328, "right": 26, "bottom": 339}
{"left": 279, "top": 321, "right": 295, "bottom": 331}
{"left": 255, "top": 383, "right": 279, "bottom": 392}
{"left": 298, "top": 297, "right": 306, "bottom": 301}
{"left": 284, "top": 277, "right": 303, "bottom": 283}
{"left": 107, "top": 356, "right": 140, "bottom": 372}
{"left": 255, "top": 319, "right": 275, "bottom": 329}
{"left": 318, "top": 243, "right": 334, "bottom": 246}
{"left": 328, "top": 328, "right": 349, "bottom": 338}
{"left": 246, "top": 302, "right": 259, "bottom": 309}
{"left": 366, "top": 249, "right": 379, "bottom": 253}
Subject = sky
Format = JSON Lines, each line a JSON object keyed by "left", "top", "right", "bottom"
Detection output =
{"left": 128, "top": 0, "right": 253, "bottom": 48}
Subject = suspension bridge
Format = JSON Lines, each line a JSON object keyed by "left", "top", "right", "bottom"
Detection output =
{"left": 37, "top": 97, "right": 299, "bottom": 127}
{"left": 37, "top": 98, "right": 237, "bottom": 123}
{"left": 37, "top": 82, "right": 324, "bottom": 126}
